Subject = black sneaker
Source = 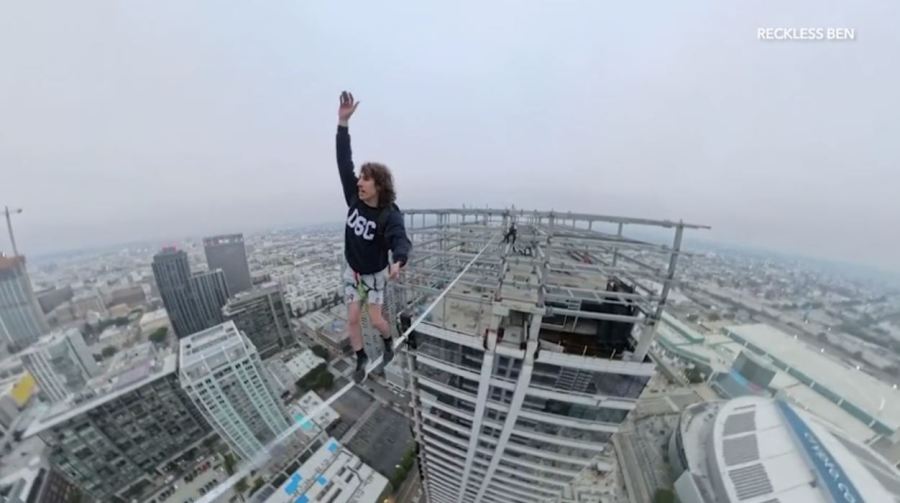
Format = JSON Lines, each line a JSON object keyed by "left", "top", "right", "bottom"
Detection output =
{"left": 354, "top": 354, "right": 369, "bottom": 384}
{"left": 382, "top": 338, "right": 395, "bottom": 365}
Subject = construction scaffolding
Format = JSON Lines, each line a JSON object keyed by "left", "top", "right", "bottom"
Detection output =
{"left": 198, "top": 207, "right": 708, "bottom": 503}
{"left": 395, "top": 208, "right": 709, "bottom": 363}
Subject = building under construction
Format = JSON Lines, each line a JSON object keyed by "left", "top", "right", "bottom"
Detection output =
{"left": 387, "top": 208, "right": 707, "bottom": 503}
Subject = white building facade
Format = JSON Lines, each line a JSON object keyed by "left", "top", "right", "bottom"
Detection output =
{"left": 179, "top": 321, "right": 290, "bottom": 461}
{"left": 20, "top": 328, "right": 100, "bottom": 402}
{"left": 395, "top": 208, "right": 702, "bottom": 503}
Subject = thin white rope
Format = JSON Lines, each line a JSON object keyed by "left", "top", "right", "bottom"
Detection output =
{"left": 198, "top": 237, "right": 495, "bottom": 503}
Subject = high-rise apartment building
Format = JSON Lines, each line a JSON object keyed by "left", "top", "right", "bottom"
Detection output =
{"left": 0, "top": 255, "right": 49, "bottom": 349}
{"left": 152, "top": 247, "right": 199, "bottom": 337}
{"left": 222, "top": 282, "right": 292, "bottom": 359}
{"left": 179, "top": 321, "right": 289, "bottom": 461}
{"left": 189, "top": 268, "right": 230, "bottom": 328}
{"left": 203, "top": 234, "right": 252, "bottom": 294}
{"left": 392, "top": 209, "right": 704, "bottom": 503}
{"left": 152, "top": 247, "right": 231, "bottom": 338}
{"left": 19, "top": 328, "right": 100, "bottom": 402}
{"left": 24, "top": 347, "right": 212, "bottom": 502}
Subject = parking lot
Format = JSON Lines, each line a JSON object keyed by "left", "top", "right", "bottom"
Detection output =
{"left": 329, "top": 386, "right": 376, "bottom": 438}
{"left": 347, "top": 406, "right": 414, "bottom": 476}
{"left": 147, "top": 458, "right": 227, "bottom": 503}
{"left": 326, "top": 384, "right": 414, "bottom": 477}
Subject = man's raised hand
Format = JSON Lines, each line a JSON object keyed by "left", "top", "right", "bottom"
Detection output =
{"left": 338, "top": 91, "right": 359, "bottom": 125}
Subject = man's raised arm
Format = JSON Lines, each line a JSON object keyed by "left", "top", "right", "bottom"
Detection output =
{"left": 336, "top": 91, "right": 360, "bottom": 206}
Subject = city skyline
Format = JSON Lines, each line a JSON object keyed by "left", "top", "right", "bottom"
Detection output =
{"left": 2, "top": 1, "right": 899, "bottom": 274}
{"left": 12, "top": 218, "right": 900, "bottom": 289}
{"left": 3, "top": 1, "right": 900, "bottom": 501}
{"left": 3, "top": 205, "right": 899, "bottom": 503}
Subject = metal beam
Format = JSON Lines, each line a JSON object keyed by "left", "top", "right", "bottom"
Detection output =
{"left": 406, "top": 208, "right": 710, "bottom": 230}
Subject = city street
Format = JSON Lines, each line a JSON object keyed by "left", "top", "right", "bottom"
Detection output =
{"left": 613, "top": 431, "right": 649, "bottom": 503}
{"left": 392, "top": 462, "right": 422, "bottom": 503}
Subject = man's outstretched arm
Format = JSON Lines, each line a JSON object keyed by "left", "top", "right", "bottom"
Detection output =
{"left": 385, "top": 211, "right": 412, "bottom": 279}
{"left": 336, "top": 91, "right": 360, "bottom": 206}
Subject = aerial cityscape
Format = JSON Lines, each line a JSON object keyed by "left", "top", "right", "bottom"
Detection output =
{"left": 2, "top": 208, "right": 898, "bottom": 502}
{"left": 2, "top": 2, "right": 899, "bottom": 503}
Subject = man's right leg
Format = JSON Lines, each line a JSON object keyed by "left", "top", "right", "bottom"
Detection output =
{"left": 347, "top": 300, "right": 368, "bottom": 383}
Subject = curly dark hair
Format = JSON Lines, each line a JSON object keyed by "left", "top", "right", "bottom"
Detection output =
{"left": 360, "top": 162, "right": 396, "bottom": 208}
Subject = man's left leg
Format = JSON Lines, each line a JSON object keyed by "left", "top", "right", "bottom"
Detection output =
{"left": 366, "top": 302, "right": 394, "bottom": 364}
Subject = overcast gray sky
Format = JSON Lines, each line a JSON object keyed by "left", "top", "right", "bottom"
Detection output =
{"left": 1, "top": 1, "right": 898, "bottom": 271}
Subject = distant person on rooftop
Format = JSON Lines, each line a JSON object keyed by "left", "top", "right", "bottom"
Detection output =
{"left": 336, "top": 91, "right": 412, "bottom": 384}
{"left": 503, "top": 220, "right": 517, "bottom": 245}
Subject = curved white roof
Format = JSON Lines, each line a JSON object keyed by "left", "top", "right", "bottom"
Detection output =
{"left": 683, "top": 396, "right": 900, "bottom": 502}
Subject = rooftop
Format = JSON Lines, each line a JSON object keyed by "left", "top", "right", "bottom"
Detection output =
{"left": 678, "top": 396, "right": 900, "bottom": 503}
{"left": 24, "top": 350, "right": 176, "bottom": 437}
{"left": 230, "top": 281, "right": 280, "bottom": 301}
{"left": 139, "top": 308, "right": 169, "bottom": 325}
{"left": 264, "top": 437, "right": 388, "bottom": 503}
{"left": 0, "top": 255, "right": 25, "bottom": 271}
{"left": 397, "top": 208, "right": 707, "bottom": 362}
{"left": 289, "top": 392, "right": 339, "bottom": 432}
{"left": 0, "top": 437, "right": 47, "bottom": 495}
{"left": 178, "top": 321, "right": 246, "bottom": 367}
{"left": 724, "top": 323, "right": 900, "bottom": 433}
{"left": 203, "top": 234, "right": 244, "bottom": 246}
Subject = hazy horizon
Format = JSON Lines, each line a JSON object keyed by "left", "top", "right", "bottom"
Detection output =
{"left": 2, "top": 1, "right": 898, "bottom": 273}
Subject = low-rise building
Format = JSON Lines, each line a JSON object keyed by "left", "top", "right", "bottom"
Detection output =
{"left": 656, "top": 318, "right": 900, "bottom": 463}
{"left": 0, "top": 462, "right": 81, "bottom": 503}
{"left": 139, "top": 308, "right": 172, "bottom": 337}
{"left": 106, "top": 284, "right": 146, "bottom": 308}
{"left": 383, "top": 359, "right": 409, "bottom": 394}
{"left": 96, "top": 324, "right": 133, "bottom": 349}
{"left": 0, "top": 372, "right": 36, "bottom": 431}
{"left": 290, "top": 391, "right": 339, "bottom": 432}
{"left": 298, "top": 310, "right": 349, "bottom": 355}
{"left": 670, "top": 396, "right": 900, "bottom": 502}
{"left": 70, "top": 291, "right": 107, "bottom": 319}
{"left": 265, "top": 349, "right": 326, "bottom": 397}
{"left": 265, "top": 437, "right": 389, "bottom": 503}
{"left": 23, "top": 347, "right": 213, "bottom": 502}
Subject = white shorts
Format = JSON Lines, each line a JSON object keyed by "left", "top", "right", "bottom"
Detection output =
{"left": 343, "top": 263, "right": 388, "bottom": 305}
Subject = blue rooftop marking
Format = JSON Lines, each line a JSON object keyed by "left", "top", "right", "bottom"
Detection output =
{"left": 284, "top": 473, "right": 302, "bottom": 494}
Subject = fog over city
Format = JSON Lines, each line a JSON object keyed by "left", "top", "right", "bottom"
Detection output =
{"left": 4, "top": 3, "right": 900, "bottom": 503}
{"left": 2, "top": 1, "right": 898, "bottom": 272}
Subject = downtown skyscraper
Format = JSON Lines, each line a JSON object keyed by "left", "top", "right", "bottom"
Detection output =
{"left": 203, "top": 234, "right": 252, "bottom": 294}
{"left": 0, "top": 255, "right": 49, "bottom": 349}
{"left": 391, "top": 208, "right": 703, "bottom": 503}
{"left": 151, "top": 247, "right": 229, "bottom": 338}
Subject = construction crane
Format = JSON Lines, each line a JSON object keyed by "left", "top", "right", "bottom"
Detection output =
{"left": 3, "top": 206, "right": 23, "bottom": 256}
